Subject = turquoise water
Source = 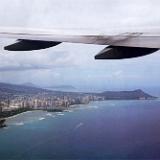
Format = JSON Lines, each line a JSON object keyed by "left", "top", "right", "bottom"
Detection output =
{"left": 0, "top": 100, "right": 160, "bottom": 159}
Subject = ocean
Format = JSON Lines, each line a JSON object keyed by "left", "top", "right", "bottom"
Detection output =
{"left": 0, "top": 100, "right": 160, "bottom": 159}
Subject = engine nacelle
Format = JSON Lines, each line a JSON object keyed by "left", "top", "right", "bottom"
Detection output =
{"left": 95, "top": 46, "right": 159, "bottom": 59}
{"left": 4, "top": 39, "right": 61, "bottom": 51}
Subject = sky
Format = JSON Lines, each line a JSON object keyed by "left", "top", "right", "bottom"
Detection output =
{"left": 0, "top": 0, "right": 160, "bottom": 93}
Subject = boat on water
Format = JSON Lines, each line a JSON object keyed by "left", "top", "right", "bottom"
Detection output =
{"left": 0, "top": 118, "right": 6, "bottom": 128}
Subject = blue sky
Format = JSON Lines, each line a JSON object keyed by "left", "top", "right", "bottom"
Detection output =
{"left": 0, "top": 0, "right": 160, "bottom": 92}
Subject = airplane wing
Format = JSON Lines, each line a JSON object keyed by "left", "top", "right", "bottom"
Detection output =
{"left": 0, "top": 27, "right": 159, "bottom": 59}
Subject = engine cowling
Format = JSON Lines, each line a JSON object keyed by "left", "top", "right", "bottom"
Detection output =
{"left": 95, "top": 46, "right": 159, "bottom": 59}
{"left": 4, "top": 39, "right": 61, "bottom": 51}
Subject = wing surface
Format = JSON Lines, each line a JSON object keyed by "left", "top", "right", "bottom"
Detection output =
{"left": 0, "top": 27, "right": 159, "bottom": 59}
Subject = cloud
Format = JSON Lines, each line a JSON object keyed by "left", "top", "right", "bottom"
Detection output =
{"left": 0, "top": 65, "right": 48, "bottom": 72}
{"left": 113, "top": 70, "right": 123, "bottom": 77}
{"left": 0, "top": 43, "right": 82, "bottom": 72}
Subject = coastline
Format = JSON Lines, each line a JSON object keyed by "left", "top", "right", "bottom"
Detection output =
{"left": 4, "top": 104, "right": 84, "bottom": 121}
{"left": 2, "top": 99, "right": 158, "bottom": 121}
{"left": 6, "top": 110, "right": 34, "bottom": 120}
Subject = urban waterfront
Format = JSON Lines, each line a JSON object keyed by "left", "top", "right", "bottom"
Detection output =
{"left": 0, "top": 82, "right": 152, "bottom": 121}
{"left": 0, "top": 100, "right": 160, "bottom": 159}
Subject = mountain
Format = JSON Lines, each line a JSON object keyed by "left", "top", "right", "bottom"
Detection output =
{"left": 47, "top": 85, "right": 76, "bottom": 91}
{"left": 0, "top": 82, "right": 74, "bottom": 100}
{"left": 0, "top": 82, "right": 49, "bottom": 96}
{"left": 21, "top": 82, "right": 37, "bottom": 88}
{"left": 99, "top": 89, "right": 156, "bottom": 100}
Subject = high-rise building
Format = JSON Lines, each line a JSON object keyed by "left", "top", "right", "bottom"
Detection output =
{"left": 0, "top": 102, "right": 3, "bottom": 113}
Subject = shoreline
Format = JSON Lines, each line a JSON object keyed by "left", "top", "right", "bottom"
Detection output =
{"left": 5, "top": 107, "right": 75, "bottom": 120}
{"left": 6, "top": 110, "right": 35, "bottom": 120}
{"left": 2, "top": 99, "right": 158, "bottom": 121}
